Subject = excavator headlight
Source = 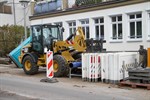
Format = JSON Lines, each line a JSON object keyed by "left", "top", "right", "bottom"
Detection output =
{"left": 44, "top": 47, "right": 48, "bottom": 53}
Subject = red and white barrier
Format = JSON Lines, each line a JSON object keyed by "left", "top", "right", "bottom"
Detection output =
{"left": 82, "top": 52, "right": 139, "bottom": 83}
{"left": 82, "top": 53, "right": 101, "bottom": 82}
{"left": 89, "top": 54, "right": 94, "bottom": 82}
{"left": 46, "top": 51, "right": 54, "bottom": 79}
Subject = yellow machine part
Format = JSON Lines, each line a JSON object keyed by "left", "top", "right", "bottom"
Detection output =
{"left": 148, "top": 48, "right": 150, "bottom": 68}
{"left": 37, "top": 54, "right": 46, "bottom": 66}
{"left": 24, "top": 59, "right": 32, "bottom": 71}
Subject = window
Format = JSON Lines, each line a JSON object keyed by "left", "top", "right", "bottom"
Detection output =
{"left": 128, "top": 13, "right": 142, "bottom": 39}
{"left": 54, "top": 22, "right": 63, "bottom": 40}
{"left": 68, "top": 21, "right": 76, "bottom": 35}
{"left": 80, "top": 19, "right": 90, "bottom": 39}
{"left": 111, "top": 15, "right": 122, "bottom": 40}
{"left": 0, "top": 5, "right": 12, "bottom": 14}
{"left": 94, "top": 18, "right": 104, "bottom": 39}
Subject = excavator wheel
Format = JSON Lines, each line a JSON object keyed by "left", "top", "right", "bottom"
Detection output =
{"left": 22, "top": 55, "right": 39, "bottom": 75}
{"left": 53, "top": 55, "right": 69, "bottom": 77}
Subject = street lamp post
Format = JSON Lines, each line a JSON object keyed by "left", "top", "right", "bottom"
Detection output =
{"left": 13, "top": 0, "right": 16, "bottom": 25}
{"left": 19, "top": 0, "right": 29, "bottom": 40}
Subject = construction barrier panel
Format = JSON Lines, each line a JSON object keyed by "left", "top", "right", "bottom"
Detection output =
{"left": 82, "top": 53, "right": 101, "bottom": 82}
{"left": 117, "top": 52, "right": 139, "bottom": 81}
{"left": 46, "top": 51, "right": 54, "bottom": 79}
{"left": 102, "top": 52, "right": 138, "bottom": 84}
{"left": 82, "top": 52, "right": 139, "bottom": 83}
{"left": 82, "top": 53, "right": 88, "bottom": 81}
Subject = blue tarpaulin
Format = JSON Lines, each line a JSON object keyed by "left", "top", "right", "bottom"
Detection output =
{"left": 34, "top": 0, "right": 62, "bottom": 14}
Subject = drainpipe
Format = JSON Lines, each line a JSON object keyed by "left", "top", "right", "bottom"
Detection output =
{"left": 13, "top": 0, "right": 16, "bottom": 25}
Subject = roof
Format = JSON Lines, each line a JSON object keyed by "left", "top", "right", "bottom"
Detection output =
{"left": 29, "top": 0, "right": 149, "bottom": 20}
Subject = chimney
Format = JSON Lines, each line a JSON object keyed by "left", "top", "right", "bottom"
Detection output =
{"left": 62, "top": 0, "right": 68, "bottom": 10}
{"left": 30, "top": 1, "right": 36, "bottom": 15}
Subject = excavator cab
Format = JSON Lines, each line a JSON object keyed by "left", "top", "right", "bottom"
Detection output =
{"left": 31, "top": 24, "right": 62, "bottom": 54}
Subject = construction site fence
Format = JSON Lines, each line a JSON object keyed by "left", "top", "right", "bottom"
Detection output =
{"left": 82, "top": 52, "right": 139, "bottom": 84}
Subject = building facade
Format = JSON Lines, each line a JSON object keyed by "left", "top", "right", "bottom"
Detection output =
{"left": 30, "top": 0, "right": 150, "bottom": 51}
{"left": 0, "top": 0, "right": 32, "bottom": 26}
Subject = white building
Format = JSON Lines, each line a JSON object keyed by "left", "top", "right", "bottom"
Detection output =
{"left": 30, "top": 0, "right": 150, "bottom": 51}
{"left": 0, "top": 0, "right": 32, "bottom": 26}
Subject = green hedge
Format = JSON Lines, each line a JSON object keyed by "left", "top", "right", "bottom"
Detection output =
{"left": 0, "top": 25, "right": 25, "bottom": 57}
{"left": 75, "top": 0, "right": 102, "bottom": 6}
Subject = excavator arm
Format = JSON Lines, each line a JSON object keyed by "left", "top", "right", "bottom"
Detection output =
{"left": 65, "top": 27, "right": 86, "bottom": 52}
{"left": 52, "top": 27, "right": 86, "bottom": 62}
{"left": 73, "top": 27, "right": 86, "bottom": 52}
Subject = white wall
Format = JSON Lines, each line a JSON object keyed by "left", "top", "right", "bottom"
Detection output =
{"left": 0, "top": 14, "right": 13, "bottom": 25}
{"left": 0, "top": 0, "right": 31, "bottom": 26}
{"left": 68, "top": 0, "right": 76, "bottom": 8}
{"left": 30, "top": 2, "right": 150, "bottom": 51}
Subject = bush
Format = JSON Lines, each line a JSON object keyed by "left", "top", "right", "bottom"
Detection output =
{"left": 75, "top": 0, "right": 102, "bottom": 6}
{"left": 0, "top": 25, "right": 25, "bottom": 57}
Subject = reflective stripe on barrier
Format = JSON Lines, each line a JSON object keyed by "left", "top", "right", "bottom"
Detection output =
{"left": 46, "top": 51, "right": 54, "bottom": 79}
{"left": 82, "top": 52, "right": 139, "bottom": 83}
{"left": 82, "top": 53, "right": 101, "bottom": 82}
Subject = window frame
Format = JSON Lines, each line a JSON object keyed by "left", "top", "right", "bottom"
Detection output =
{"left": 110, "top": 15, "right": 123, "bottom": 41}
{"left": 80, "top": 19, "right": 90, "bottom": 39}
{"left": 54, "top": 22, "right": 63, "bottom": 40}
{"left": 127, "top": 13, "right": 143, "bottom": 42}
{"left": 93, "top": 17, "right": 104, "bottom": 40}
{"left": 68, "top": 21, "right": 76, "bottom": 35}
{"left": 0, "top": 5, "right": 12, "bottom": 14}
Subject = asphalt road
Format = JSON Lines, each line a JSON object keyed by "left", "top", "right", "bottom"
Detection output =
{"left": 0, "top": 75, "right": 124, "bottom": 100}
{"left": 0, "top": 64, "right": 150, "bottom": 100}
{"left": 0, "top": 90, "right": 38, "bottom": 100}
